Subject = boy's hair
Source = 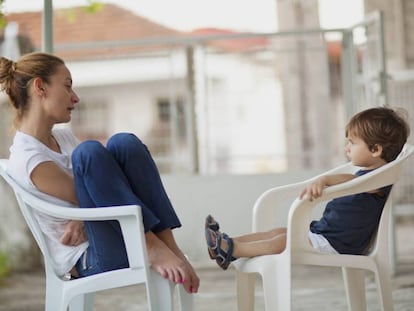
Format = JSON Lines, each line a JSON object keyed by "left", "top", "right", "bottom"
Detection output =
{"left": 346, "top": 106, "right": 410, "bottom": 162}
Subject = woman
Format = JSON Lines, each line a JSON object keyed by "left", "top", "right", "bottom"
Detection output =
{"left": 0, "top": 52, "right": 199, "bottom": 293}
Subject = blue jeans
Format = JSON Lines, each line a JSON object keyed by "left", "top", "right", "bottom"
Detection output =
{"left": 72, "top": 133, "right": 181, "bottom": 277}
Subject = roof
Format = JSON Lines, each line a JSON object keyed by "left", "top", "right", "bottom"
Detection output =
{"left": 4, "top": 4, "right": 183, "bottom": 60}
{"left": 2, "top": 4, "right": 341, "bottom": 62}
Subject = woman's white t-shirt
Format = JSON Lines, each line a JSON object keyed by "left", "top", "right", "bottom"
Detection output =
{"left": 7, "top": 128, "right": 88, "bottom": 276}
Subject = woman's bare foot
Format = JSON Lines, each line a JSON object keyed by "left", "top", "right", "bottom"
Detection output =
{"left": 176, "top": 253, "right": 200, "bottom": 294}
{"left": 155, "top": 229, "right": 200, "bottom": 294}
{"left": 145, "top": 232, "right": 187, "bottom": 282}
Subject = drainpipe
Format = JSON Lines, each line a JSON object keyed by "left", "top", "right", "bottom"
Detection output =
{"left": 186, "top": 46, "right": 199, "bottom": 173}
{"left": 1, "top": 22, "right": 20, "bottom": 60}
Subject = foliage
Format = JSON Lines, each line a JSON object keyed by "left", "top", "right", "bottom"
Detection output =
{"left": 0, "top": 252, "right": 10, "bottom": 281}
{"left": 82, "top": 0, "right": 104, "bottom": 14}
{"left": 0, "top": 0, "right": 5, "bottom": 30}
{"left": 0, "top": 16, "right": 5, "bottom": 30}
{"left": 64, "top": 0, "right": 104, "bottom": 23}
{"left": 0, "top": 0, "right": 103, "bottom": 29}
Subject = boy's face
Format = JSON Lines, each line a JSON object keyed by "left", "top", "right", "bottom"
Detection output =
{"left": 345, "top": 133, "right": 384, "bottom": 169}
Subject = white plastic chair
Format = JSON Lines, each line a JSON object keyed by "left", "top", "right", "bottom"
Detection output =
{"left": 0, "top": 159, "right": 193, "bottom": 311}
{"left": 232, "top": 144, "right": 414, "bottom": 311}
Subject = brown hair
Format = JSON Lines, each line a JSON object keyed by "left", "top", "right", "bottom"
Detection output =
{"left": 346, "top": 106, "right": 410, "bottom": 162}
{"left": 0, "top": 52, "right": 65, "bottom": 127}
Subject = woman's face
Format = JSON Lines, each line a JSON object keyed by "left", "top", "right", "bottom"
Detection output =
{"left": 41, "top": 64, "right": 79, "bottom": 124}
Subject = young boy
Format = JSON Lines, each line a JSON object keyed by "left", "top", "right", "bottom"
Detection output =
{"left": 205, "top": 106, "right": 410, "bottom": 270}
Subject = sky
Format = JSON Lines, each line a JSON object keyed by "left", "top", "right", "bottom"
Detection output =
{"left": 2, "top": 0, "right": 364, "bottom": 32}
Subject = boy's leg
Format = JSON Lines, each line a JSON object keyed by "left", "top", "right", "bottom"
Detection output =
{"left": 206, "top": 215, "right": 286, "bottom": 243}
{"left": 233, "top": 233, "right": 287, "bottom": 258}
{"left": 234, "top": 228, "right": 287, "bottom": 243}
{"left": 207, "top": 229, "right": 287, "bottom": 260}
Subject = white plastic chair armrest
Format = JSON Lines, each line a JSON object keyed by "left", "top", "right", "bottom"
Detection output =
{"left": 286, "top": 162, "right": 401, "bottom": 253}
{"left": 252, "top": 162, "right": 358, "bottom": 232}
{"left": 30, "top": 201, "right": 146, "bottom": 269}
{"left": 27, "top": 199, "right": 141, "bottom": 221}
{"left": 252, "top": 180, "right": 309, "bottom": 231}
{"left": 31, "top": 202, "right": 146, "bottom": 269}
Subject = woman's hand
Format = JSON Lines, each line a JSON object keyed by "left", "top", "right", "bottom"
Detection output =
{"left": 60, "top": 220, "right": 88, "bottom": 246}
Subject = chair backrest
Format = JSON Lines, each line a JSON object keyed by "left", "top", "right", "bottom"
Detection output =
{"left": 0, "top": 159, "right": 62, "bottom": 274}
{"left": 369, "top": 143, "right": 414, "bottom": 255}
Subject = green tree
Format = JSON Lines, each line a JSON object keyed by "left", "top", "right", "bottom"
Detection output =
{"left": 0, "top": 0, "right": 103, "bottom": 30}
{"left": 0, "top": 0, "right": 6, "bottom": 29}
{"left": 0, "top": 252, "right": 9, "bottom": 281}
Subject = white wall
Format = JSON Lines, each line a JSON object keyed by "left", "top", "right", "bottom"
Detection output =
{"left": 161, "top": 170, "right": 319, "bottom": 266}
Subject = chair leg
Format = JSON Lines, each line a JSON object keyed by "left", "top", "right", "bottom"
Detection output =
{"left": 236, "top": 270, "right": 256, "bottom": 311}
{"left": 147, "top": 270, "right": 174, "bottom": 311}
{"left": 175, "top": 283, "right": 194, "bottom": 311}
{"left": 389, "top": 207, "right": 397, "bottom": 276}
{"left": 45, "top": 295, "right": 66, "bottom": 311}
{"left": 69, "top": 293, "right": 94, "bottom": 311}
{"left": 342, "top": 267, "right": 366, "bottom": 311}
{"left": 261, "top": 263, "right": 291, "bottom": 311}
{"left": 375, "top": 265, "right": 394, "bottom": 311}
{"left": 45, "top": 279, "right": 66, "bottom": 311}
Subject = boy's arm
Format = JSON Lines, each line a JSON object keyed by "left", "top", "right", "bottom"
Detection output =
{"left": 299, "top": 174, "right": 355, "bottom": 201}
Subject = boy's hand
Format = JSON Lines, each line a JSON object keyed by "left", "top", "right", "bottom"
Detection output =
{"left": 299, "top": 177, "right": 327, "bottom": 201}
{"left": 299, "top": 174, "right": 356, "bottom": 201}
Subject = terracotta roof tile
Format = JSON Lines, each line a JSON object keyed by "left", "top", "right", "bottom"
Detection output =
{"left": 4, "top": 4, "right": 183, "bottom": 60}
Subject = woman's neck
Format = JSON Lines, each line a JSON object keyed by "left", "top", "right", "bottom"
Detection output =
{"left": 19, "top": 118, "right": 60, "bottom": 153}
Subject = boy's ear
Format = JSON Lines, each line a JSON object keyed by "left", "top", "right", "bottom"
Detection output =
{"left": 371, "top": 144, "right": 383, "bottom": 157}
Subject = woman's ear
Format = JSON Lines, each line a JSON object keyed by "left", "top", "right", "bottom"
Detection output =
{"left": 32, "top": 77, "right": 46, "bottom": 97}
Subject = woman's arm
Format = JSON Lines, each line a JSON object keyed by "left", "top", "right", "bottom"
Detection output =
{"left": 30, "top": 161, "right": 87, "bottom": 246}
{"left": 299, "top": 174, "right": 356, "bottom": 201}
{"left": 30, "top": 161, "right": 78, "bottom": 205}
